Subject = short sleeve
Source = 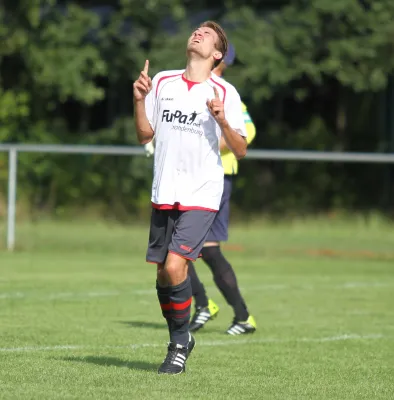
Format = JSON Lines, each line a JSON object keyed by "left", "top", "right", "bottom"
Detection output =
{"left": 145, "top": 74, "right": 159, "bottom": 130}
{"left": 225, "top": 88, "right": 247, "bottom": 138}
{"left": 242, "top": 102, "right": 256, "bottom": 145}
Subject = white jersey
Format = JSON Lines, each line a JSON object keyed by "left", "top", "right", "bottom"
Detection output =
{"left": 145, "top": 69, "right": 247, "bottom": 211}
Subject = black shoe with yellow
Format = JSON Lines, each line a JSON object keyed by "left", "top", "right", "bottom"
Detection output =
{"left": 189, "top": 299, "right": 220, "bottom": 332}
{"left": 226, "top": 316, "right": 257, "bottom": 335}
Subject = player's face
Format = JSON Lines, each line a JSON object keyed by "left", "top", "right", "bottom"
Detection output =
{"left": 187, "top": 27, "right": 222, "bottom": 63}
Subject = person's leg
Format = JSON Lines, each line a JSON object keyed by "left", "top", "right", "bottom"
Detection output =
{"left": 201, "top": 176, "right": 256, "bottom": 333}
{"left": 188, "top": 259, "right": 220, "bottom": 332}
{"left": 157, "top": 209, "right": 215, "bottom": 374}
{"left": 157, "top": 252, "right": 195, "bottom": 375}
{"left": 147, "top": 209, "right": 192, "bottom": 346}
{"left": 187, "top": 260, "right": 209, "bottom": 308}
{"left": 188, "top": 202, "right": 224, "bottom": 310}
{"left": 146, "top": 208, "right": 175, "bottom": 334}
{"left": 201, "top": 244, "right": 249, "bottom": 322}
{"left": 161, "top": 252, "right": 192, "bottom": 346}
{"left": 148, "top": 209, "right": 194, "bottom": 375}
{"left": 164, "top": 209, "right": 216, "bottom": 340}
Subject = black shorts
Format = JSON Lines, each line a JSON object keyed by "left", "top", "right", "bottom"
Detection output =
{"left": 206, "top": 175, "right": 232, "bottom": 242}
{"left": 146, "top": 208, "right": 217, "bottom": 264}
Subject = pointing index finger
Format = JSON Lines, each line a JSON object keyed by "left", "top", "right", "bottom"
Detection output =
{"left": 143, "top": 60, "right": 149, "bottom": 74}
{"left": 213, "top": 86, "right": 219, "bottom": 99}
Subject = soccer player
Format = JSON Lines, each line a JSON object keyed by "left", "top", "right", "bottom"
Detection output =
{"left": 133, "top": 22, "right": 247, "bottom": 375}
{"left": 187, "top": 43, "right": 257, "bottom": 335}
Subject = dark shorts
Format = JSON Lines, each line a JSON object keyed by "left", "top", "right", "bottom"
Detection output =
{"left": 206, "top": 175, "right": 233, "bottom": 242}
{"left": 146, "top": 208, "right": 217, "bottom": 264}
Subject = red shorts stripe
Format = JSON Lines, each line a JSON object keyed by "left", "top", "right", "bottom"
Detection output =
{"left": 152, "top": 202, "right": 217, "bottom": 212}
{"left": 168, "top": 250, "right": 195, "bottom": 261}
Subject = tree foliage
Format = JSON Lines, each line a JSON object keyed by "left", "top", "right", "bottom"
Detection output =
{"left": 1, "top": 0, "right": 394, "bottom": 218}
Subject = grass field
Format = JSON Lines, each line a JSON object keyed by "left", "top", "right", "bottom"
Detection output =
{"left": 0, "top": 217, "right": 393, "bottom": 399}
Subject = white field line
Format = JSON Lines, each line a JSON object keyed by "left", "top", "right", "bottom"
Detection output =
{"left": 0, "top": 334, "right": 386, "bottom": 353}
{"left": 47, "top": 291, "right": 119, "bottom": 300}
{"left": 338, "top": 282, "right": 391, "bottom": 289}
{"left": 0, "top": 282, "right": 392, "bottom": 301}
{"left": 0, "top": 292, "right": 25, "bottom": 299}
{"left": 0, "top": 291, "right": 121, "bottom": 300}
{"left": 132, "top": 282, "right": 393, "bottom": 295}
{"left": 242, "top": 282, "right": 393, "bottom": 291}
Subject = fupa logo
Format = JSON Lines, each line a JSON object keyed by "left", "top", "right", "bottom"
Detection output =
{"left": 162, "top": 109, "right": 201, "bottom": 126}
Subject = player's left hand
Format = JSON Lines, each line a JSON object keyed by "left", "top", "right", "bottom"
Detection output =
{"left": 207, "top": 86, "right": 225, "bottom": 125}
{"left": 144, "top": 139, "right": 155, "bottom": 157}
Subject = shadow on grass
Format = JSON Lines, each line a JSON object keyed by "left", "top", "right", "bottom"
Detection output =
{"left": 118, "top": 320, "right": 167, "bottom": 330}
{"left": 118, "top": 320, "right": 226, "bottom": 334}
{"left": 62, "top": 355, "right": 157, "bottom": 372}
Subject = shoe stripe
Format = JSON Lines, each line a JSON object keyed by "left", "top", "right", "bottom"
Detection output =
{"left": 228, "top": 325, "right": 246, "bottom": 335}
{"left": 197, "top": 312, "right": 211, "bottom": 318}
{"left": 196, "top": 315, "right": 210, "bottom": 321}
{"left": 176, "top": 353, "right": 186, "bottom": 360}
{"left": 172, "top": 360, "right": 184, "bottom": 368}
{"left": 195, "top": 314, "right": 210, "bottom": 322}
{"left": 195, "top": 318, "right": 209, "bottom": 324}
{"left": 198, "top": 312, "right": 211, "bottom": 317}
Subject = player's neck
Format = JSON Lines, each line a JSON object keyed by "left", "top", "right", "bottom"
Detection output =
{"left": 212, "top": 70, "right": 222, "bottom": 77}
{"left": 212, "top": 64, "right": 225, "bottom": 77}
{"left": 184, "top": 58, "right": 212, "bottom": 83}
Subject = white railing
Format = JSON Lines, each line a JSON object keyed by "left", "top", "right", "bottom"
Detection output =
{"left": 1, "top": 143, "right": 394, "bottom": 251}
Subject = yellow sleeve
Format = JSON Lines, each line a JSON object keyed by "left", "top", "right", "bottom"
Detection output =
{"left": 241, "top": 102, "right": 256, "bottom": 145}
{"left": 221, "top": 101, "right": 256, "bottom": 158}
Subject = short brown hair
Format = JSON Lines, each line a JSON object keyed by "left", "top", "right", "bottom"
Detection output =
{"left": 199, "top": 21, "right": 228, "bottom": 69}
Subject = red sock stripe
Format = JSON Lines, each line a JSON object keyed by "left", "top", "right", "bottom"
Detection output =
{"left": 173, "top": 297, "right": 192, "bottom": 310}
{"left": 173, "top": 311, "right": 190, "bottom": 319}
{"left": 160, "top": 297, "right": 192, "bottom": 312}
{"left": 160, "top": 303, "right": 171, "bottom": 311}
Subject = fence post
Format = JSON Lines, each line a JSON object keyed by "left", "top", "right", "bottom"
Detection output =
{"left": 7, "top": 148, "right": 18, "bottom": 251}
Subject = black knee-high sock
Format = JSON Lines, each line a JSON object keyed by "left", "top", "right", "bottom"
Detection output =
{"left": 166, "top": 277, "right": 192, "bottom": 346}
{"left": 201, "top": 246, "right": 249, "bottom": 322}
{"left": 187, "top": 261, "right": 209, "bottom": 309}
{"left": 156, "top": 282, "right": 171, "bottom": 331}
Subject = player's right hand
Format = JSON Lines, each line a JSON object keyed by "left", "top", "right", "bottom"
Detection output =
{"left": 133, "top": 60, "right": 152, "bottom": 101}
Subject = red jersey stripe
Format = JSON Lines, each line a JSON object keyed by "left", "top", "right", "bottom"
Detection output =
{"left": 210, "top": 77, "right": 227, "bottom": 104}
{"left": 156, "top": 74, "right": 182, "bottom": 97}
{"left": 152, "top": 202, "right": 217, "bottom": 213}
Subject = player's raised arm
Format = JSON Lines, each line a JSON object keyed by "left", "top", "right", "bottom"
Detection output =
{"left": 207, "top": 86, "right": 247, "bottom": 160}
{"left": 133, "top": 60, "right": 154, "bottom": 144}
